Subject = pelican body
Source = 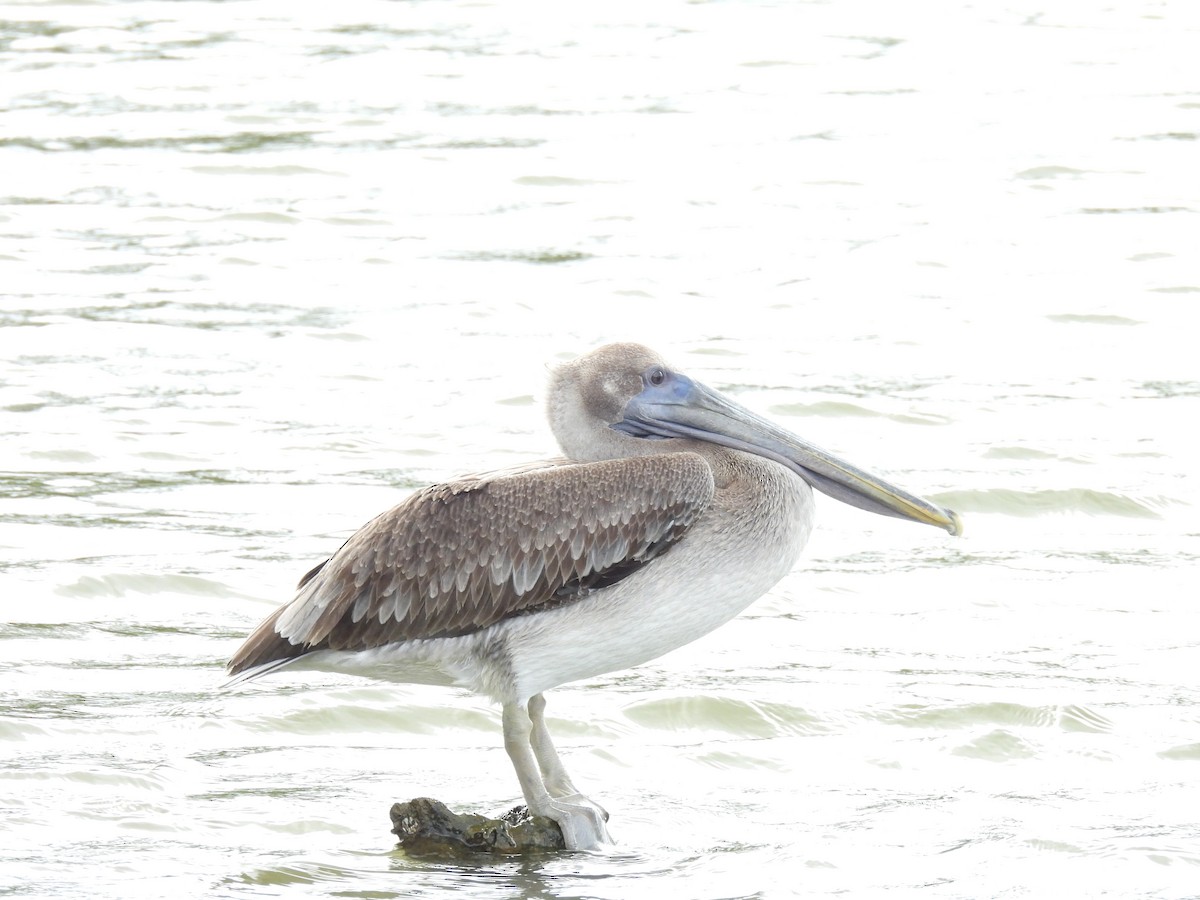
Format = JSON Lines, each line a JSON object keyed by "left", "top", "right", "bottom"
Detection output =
{"left": 228, "top": 343, "right": 961, "bottom": 849}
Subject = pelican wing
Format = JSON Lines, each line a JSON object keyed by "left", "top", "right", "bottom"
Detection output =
{"left": 227, "top": 452, "right": 714, "bottom": 675}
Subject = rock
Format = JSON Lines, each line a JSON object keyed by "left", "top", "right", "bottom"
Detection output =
{"left": 389, "top": 797, "right": 566, "bottom": 855}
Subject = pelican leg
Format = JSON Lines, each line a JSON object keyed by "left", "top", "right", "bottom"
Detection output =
{"left": 527, "top": 693, "right": 609, "bottom": 820}
{"left": 502, "top": 700, "right": 612, "bottom": 850}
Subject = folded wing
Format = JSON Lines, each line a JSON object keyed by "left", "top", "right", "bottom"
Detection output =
{"left": 227, "top": 453, "right": 715, "bottom": 676}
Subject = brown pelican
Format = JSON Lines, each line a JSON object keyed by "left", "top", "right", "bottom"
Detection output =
{"left": 228, "top": 342, "right": 961, "bottom": 850}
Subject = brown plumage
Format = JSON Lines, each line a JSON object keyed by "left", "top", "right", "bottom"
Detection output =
{"left": 227, "top": 453, "right": 714, "bottom": 676}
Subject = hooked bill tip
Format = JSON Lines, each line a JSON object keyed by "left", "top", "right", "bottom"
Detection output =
{"left": 946, "top": 509, "right": 965, "bottom": 537}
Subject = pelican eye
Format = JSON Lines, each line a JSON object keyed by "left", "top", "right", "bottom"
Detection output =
{"left": 646, "top": 367, "right": 667, "bottom": 387}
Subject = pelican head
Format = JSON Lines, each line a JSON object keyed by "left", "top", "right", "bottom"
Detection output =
{"left": 550, "top": 343, "right": 962, "bottom": 536}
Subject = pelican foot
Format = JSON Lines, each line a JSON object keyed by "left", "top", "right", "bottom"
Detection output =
{"left": 550, "top": 791, "right": 609, "bottom": 823}
{"left": 539, "top": 796, "right": 613, "bottom": 850}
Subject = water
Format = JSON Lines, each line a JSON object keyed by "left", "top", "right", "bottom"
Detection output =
{"left": 2, "top": 1, "right": 1198, "bottom": 897}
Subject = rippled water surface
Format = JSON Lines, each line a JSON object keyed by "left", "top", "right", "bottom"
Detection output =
{"left": 2, "top": 1, "right": 1198, "bottom": 898}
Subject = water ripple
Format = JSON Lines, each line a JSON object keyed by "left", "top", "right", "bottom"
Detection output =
{"left": 935, "top": 487, "right": 1173, "bottom": 519}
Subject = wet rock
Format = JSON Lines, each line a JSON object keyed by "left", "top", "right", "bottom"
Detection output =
{"left": 389, "top": 797, "right": 566, "bottom": 855}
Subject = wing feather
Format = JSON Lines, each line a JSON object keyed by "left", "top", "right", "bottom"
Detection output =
{"left": 227, "top": 453, "right": 714, "bottom": 675}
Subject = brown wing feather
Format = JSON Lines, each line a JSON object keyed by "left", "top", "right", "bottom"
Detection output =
{"left": 227, "top": 453, "right": 714, "bottom": 675}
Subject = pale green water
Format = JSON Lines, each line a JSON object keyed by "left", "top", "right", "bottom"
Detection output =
{"left": 2, "top": 2, "right": 1199, "bottom": 898}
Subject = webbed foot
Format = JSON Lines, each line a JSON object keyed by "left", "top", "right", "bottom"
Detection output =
{"left": 539, "top": 796, "right": 612, "bottom": 850}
